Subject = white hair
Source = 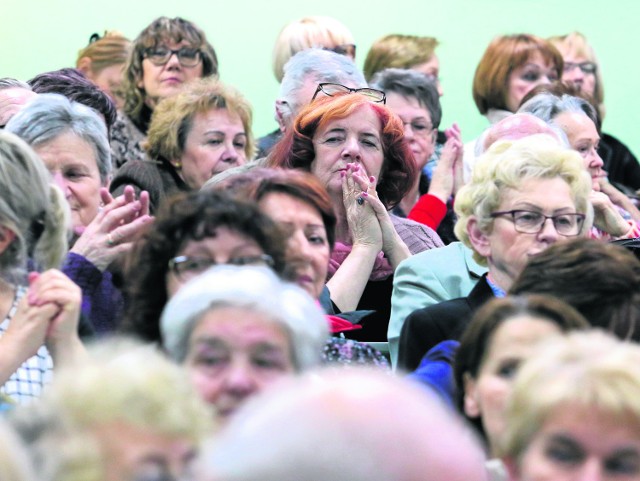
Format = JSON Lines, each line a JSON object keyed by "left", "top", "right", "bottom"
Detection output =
{"left": 160, "top": 265, "right": 329, "bottom": 370}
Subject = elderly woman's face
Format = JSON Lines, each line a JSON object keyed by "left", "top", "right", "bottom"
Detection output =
{"left": 259, "top": 192, "right": 330, "bottom": 299}
{"left": 471, "top": 176, "right": 579, "bottom": 290}
{"left": 35, "top": 131, "right": 103, "bottom": 232}
{"left": 554, "top": 111, "right": 604, "bottom": 191}
{"left": 385, "top": 92, "right": 436, "bottom": 170}
{"left": 178, "top": 108, "right": 247, "bottom": 190}
{"left": 505, "top": 52, "right": 559, "bottom": 112}
{"left": 514, "top": 405, "right": 640, "bottom": 481}
{"left": 166, "top": 226, "right": 266, "bottom": 298}
{"left": 464, "top": 316, "right": 561, "bottom": 454}
{"left": 86, "top": 63, "right": 126, "bottom": 110}
{"left": 185, "top": 306, "right": 295, "bottom": 420}
{"left": 138, "top": 39, "right": 204, "bottom": 108}
{"left": 310, "top": 105, "right": 384, "bottom": 197}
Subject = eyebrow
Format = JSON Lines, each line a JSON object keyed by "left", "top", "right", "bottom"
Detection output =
{"left": 508, "top": 202, "right": 575, "bottom": 213}
{"left": 202, "top": 130, "right": 247, "bottom": 136}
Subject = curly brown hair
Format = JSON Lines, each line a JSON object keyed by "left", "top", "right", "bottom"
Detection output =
{"left": 119, "top": 190, "right": 287, "bottom": 343}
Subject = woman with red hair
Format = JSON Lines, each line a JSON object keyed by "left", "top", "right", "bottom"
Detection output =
{"left": 268, "top": 90, "right": 442, "bottom": 341}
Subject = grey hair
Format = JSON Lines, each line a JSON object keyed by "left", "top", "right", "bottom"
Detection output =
{"left": 278, "top": 48, "right": 366, "bottom": 116}
{"left": 5, "top": 93, "right": 112, "bottom": 183}
{"left": 160, "top": 265, "right": 328, "bottom": 370}
{"left": 0, "top": 131, "right": 68, "bottom": 278}
{"left": 518, "top": 93, "right": 599, "bottom": 129}
{"left": 0, "top": 78, "right": 31, "bottom": 91}
{"left": 369, "top": 68, "right": 442, "bottom": 129}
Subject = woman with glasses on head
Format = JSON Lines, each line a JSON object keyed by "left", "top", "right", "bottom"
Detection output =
{"left": 110, "top": 77, "right": 253, "bottom": 213}
{"left": 549, "top": 32, "right": 640, "bottom": 192}
{"left": 268, "top": 92, "right": 443, "bottom": 342}
{"left": 119, "top": 189, "right": 286, "bottom": 344}
{"left": 111, "top": 16, "right": 218, "bottom": 168}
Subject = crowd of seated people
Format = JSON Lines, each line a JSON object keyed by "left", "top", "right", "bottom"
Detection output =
{"left": 2, "top": 13, "right": 640, "bottom": 481}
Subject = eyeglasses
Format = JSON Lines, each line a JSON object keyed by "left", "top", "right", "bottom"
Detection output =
{"left": 143, "top": 46, "right": 202, "bottom": 67}
{"left": 563, "top": 61, "right": 597, "bottom": 75}
{"left": 402, "top": 120, "right": 435, "bottom": 139}
{"left": 323, "top": 44, "right": 356, "bottom": 58}
{"left": 490, "top": 210, "right": 586, "bottom": 236}
{"left": 168, "top": 254, "right": 274, "bottom": 281}
{"left": 312, "top": 83, "right": 386, "bottom": 104}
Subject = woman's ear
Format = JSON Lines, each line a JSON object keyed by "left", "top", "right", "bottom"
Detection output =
{"left": 0, "top": 226, "right": 16, "bottom": 256}
{"left": 77, "top": 56, "right": 92, "bottom": 75}
{"left": 463, "top": 372, "right": 481, "bottom": 418}
{"left": 467, "top": 216, "right": 491, "bottom": 259}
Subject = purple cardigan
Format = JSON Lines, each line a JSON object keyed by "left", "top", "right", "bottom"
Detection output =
{"left": 62, "top": 252, "right": 123, "bottom": 335}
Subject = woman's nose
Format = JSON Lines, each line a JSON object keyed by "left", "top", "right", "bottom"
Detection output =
{"left": 341, "top": 137, "right": 361, "bottom": 160}
{"left": 221, "top": 144, "right": 239, "bottom": 164}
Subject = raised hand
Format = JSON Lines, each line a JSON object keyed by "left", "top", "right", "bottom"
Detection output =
{"left": 71, "top": 186, "right": 153, "bottom": 271}
{"left": 342, "top": 163, "right": 382, "bottom": 250}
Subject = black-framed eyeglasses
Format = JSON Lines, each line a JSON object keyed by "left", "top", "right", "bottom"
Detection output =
{"left": 563, "top": 61, "right": 597, "bottom": 75}
{"left": 490, "top": 210, "right": 586, "bottom": 236}
{"left": 143, "top": 46, "right": 202, "bottom": 67}
{"left": 168, "top": 254, "right": 275, "bottom": 281}
{"left": 323, "top": 44, "right": 356, "bottom": 58}
{"left": 312, "top": 83, "right": 386, "bottom": 104}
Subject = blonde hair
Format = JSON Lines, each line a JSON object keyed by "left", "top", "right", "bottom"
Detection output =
{"left": 0, "top": 131, "right": 68, "bottom": 277}
{"left": 0, "top": 420, "right": 36, "bottom": 481}
{"left": 10, "top": 338, "right": 213, "bottom": 481}
{"left": 146, "top": 77, "right": 254, "bottom": 161}
{"left": 363, "top": 34, "right": 438, "bottom": 81}
{"left": 454, "top": 135, "right": 592, "bottom": 266}
{"left": 76, "top": 31, "right": 131, "bottom": 74}
{"left": 272, "top": 16, "right": 354, "bottom": 82}
{"left": 501, "top": 331, "right": 640, "bottom": 460}
{"left": 548, "top": 32, "right": 605, "bottom": 116}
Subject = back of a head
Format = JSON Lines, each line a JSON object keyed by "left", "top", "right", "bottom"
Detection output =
{"left": 278, "top": 48, "right": 366, "bottom": 114}
{"left": 363, "top": 34, "right": 439, "bottom": 81}
{"left": 28, "top": 68, "right": 116, "bottom": 134}
{"left": 0, "top": 419, "right": 36, "bottom": 481}
{"left": 200, "top": 368, "right": 487, "bottom": 481}
{"left": 510, "top": 237, "right": 640, "bottom": 341}
{"left": 76, "top": 31, "right": 131, "bottom": 72}
{"left": 272, "top": 16, "right": 355, "bottom": 83}
{"left": 518, "top": 91, "right": 598, "bottom": 129}
{"left": 0, "top": 131, "right": 67, "bottom": 276}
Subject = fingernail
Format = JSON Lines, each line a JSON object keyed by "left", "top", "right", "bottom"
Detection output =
{"left": 341, "top": 171, "right": 345, "bottom": 178}
{"left": 362, "top": 192, "right": 368, "bottom": 197}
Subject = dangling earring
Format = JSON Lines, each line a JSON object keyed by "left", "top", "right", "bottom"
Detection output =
{"left": 172, "top": 161, "right": 182, "bottom": 170}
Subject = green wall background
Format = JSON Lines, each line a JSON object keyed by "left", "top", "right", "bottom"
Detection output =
{"left": 2, "top": 0, "right": 638, "bottom": 156}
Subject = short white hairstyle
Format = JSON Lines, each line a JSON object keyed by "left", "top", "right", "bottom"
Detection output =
{"left": 160, "top": 265, "right": 329, "bottom": 370}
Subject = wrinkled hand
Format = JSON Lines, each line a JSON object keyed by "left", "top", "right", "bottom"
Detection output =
{"left": 71, "top": 186, "right": 153, "bottom": 271}
{"left": 590, "top": 190, "right": 632, "bottom": 237}
{"left": 342, "top": 163, "right": 382, "bottom": 250}
{"left": 429, "top": 123, "right": 464, "bottom": 202}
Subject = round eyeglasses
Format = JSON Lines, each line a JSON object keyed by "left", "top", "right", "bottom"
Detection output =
{"left": 312, "top": 83, "right": 386, "bottom": 104}
{"left": 168, "top": 254, "right": 275, "bottom": 282}
{"left": 143, "top": 47, "right": 202, "bottom": 68}
{"left": 490, "top": 210, "right": 586, "bottom": 236}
